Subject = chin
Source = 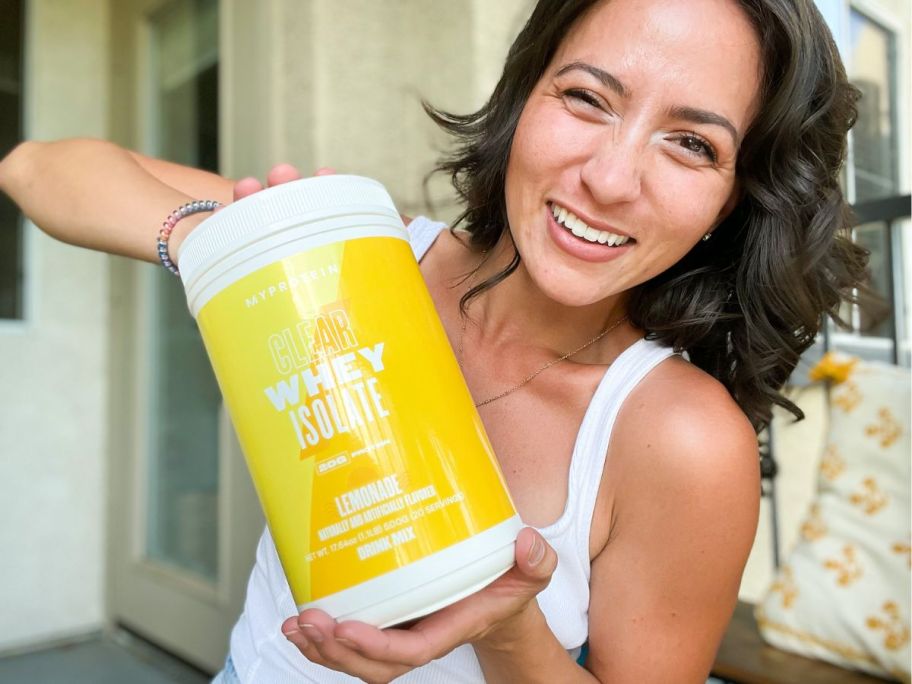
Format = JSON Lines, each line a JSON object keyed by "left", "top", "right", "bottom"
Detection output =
{"left": 527, "top": 264, "right": 615, "bottom": 309}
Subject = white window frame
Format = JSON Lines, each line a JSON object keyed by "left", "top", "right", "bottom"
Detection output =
{"left": 816, "top": 0, "right": 911, "bottom": 366}
{"left": 0, "top": 0, "right": 35, "bottom": 331}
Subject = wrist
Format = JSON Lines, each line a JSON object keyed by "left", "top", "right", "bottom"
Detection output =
{"left": 157, "top": 199, "right": 222, "bottom": 274}
{"left": 169, "top": 211, "right": 210, "bottom": 256}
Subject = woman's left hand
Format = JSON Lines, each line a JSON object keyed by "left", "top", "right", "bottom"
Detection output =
{"left": 280, "top": 527, "right": 557, "bottom": 684}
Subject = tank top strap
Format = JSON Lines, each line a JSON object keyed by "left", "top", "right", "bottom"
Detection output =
{"left": 568, "top": 338, "right": 678, "bottom": 578}
{"left": 406, "top": 216, "right": 449, "bottom": 262}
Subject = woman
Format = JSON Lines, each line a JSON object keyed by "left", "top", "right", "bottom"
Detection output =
{"left": 0, "top": 0, "right": 865, "bottom": 681}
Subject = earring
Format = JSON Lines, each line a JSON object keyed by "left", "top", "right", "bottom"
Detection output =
{"left": 701, "top": 233, "right": 712, "bottom": 242}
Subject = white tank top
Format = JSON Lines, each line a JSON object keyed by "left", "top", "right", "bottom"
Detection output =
{"left": 229, "top": 217, "right": 677, "bottom": 683}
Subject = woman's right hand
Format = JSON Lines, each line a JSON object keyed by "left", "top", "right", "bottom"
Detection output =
{"left": 232, "top": 163, "right": 336, "bottom": 201}
{"left": 231, "top": 164, "right": 414, "bottom": 229}
{"left": 171, "top": 163, "right": 335, "bottom": 257}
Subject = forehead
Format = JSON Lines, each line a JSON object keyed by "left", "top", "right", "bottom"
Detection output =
{"left": 553, "top": 0, "right": 763, "bottom": 132}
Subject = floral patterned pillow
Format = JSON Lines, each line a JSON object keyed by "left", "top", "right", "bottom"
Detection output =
{"left": 757, "top": 358, "right": 911, "bottom": 682}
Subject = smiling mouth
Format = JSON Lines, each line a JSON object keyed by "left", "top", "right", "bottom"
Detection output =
{"left": 549, "top": 202, "right": 634, "bottom": 246}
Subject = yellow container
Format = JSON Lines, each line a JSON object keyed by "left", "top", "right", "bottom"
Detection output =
{"left": 178, "top": 176, "right": 521, "bottom": 626}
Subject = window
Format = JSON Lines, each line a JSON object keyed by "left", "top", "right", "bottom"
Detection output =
{"left": 848, "top": 7, "right": 900, "bottom": 203}
{"left": 0, "top": 0, "right": 24, "bottom": 320}
{"left": 144, "top": 0, "right": 222, "bottom": 580}
{"left": 830, "top": 4, "right": 909, "bottom": 366}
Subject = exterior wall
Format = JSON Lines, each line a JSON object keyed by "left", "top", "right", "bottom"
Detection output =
{"left": 310, "top": 0, "right": 473, "bottom": 217}
{"left": 222, "top": 0, "right": 531, "bottom": 217}
{"left": 0, "top": 0, "right": 111, "bottom": 653}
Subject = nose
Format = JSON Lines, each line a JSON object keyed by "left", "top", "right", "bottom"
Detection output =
{"left": 580, "top": 132, "right": 643, "bottom": 206}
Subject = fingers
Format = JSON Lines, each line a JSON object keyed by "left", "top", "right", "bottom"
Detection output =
{"left": 333, "top": 528, "right": 557, "bottom": 657}
{"left": 278, "top": 530, "right": 555, "bottom": 680}
{"left": 282, "top": 610, "right": 340, "bottom": 660}
{"left": 333, "top": 531, "right": 557, "bottom": 663}
{"left": 282, "top": 609, "right": 408, "bottom": 684}
{"left": 333, "top": 621, "right": 436, "bottom": 668}
{"left": 233, "top": 176, "right": 263, "bottom": 202}
{"left": 266, "top": 162, "right": 302, "bottom": 187}
{"left": 514, "top": 527, "right": 558, "bottom": 583}
{"left": 232, "top": 165, "right": 334, "bottom": 204}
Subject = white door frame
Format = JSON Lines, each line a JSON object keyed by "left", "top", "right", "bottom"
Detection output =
{"left": 106, "top": 0, "right": 264, "bottom": 672}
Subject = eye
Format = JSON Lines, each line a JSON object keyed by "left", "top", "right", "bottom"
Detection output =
{"left": 562, "top": 88, "right": 604, "bottom": 110}
{"left": 671, "top": 133, "right": 718, "bottom": 163}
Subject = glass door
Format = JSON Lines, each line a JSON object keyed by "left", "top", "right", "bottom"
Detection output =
{"left": 143, "top": 0, "right": 222, "bottom": 589}
{"left": 109, "top": 0, "right": 263, "bottom": 673}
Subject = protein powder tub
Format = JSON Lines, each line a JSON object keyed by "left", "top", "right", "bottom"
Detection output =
{"left": 177, "top": 175, "right": 522, "bottom": 626}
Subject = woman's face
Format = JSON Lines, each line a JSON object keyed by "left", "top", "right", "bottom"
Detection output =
{"left": 505, "top": 0, "right": 762, "bottom": 307}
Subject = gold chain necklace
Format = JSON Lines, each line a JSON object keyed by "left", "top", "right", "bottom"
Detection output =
{"left": 459, "top": 308, "right": 629, "bottom": 408}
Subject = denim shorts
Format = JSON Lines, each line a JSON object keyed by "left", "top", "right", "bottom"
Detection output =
{"left": 211, "top": 654, "right": 241, "bottom": 684}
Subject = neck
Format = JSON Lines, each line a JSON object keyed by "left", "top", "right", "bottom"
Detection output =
{"left": 458, "top": 233, "right": 632, "bottom": 363}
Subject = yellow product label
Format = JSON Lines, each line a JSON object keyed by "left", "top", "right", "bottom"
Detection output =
{"left": 197, "top": 236, "right": 516, "bottom": 604}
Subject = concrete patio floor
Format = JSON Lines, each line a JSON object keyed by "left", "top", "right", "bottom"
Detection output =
{"left": 0, "top": 628, "right": 212, "bottom": 684}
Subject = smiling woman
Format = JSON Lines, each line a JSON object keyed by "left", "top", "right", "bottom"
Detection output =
{"left": 428, "top": 0, "right": 865, "bottom": 432}
{"left": 504, "top": 0, "right": 758, "bottom": 306}
{"left": 0, "top": 0, "right": 869, "bottom": 682}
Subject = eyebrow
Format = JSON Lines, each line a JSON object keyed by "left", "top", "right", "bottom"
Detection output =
{"left": 554, "top": 60, "right": 740, "bottom": 145}
{"left": 668, "top": 105, "right": 739, "bottom": 146}
{"left": 555, "top": 61, "right": 630, "bottom": 98}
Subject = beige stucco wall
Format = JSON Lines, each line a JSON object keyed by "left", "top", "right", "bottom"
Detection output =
{"left": 221, "top": 0, "right": 532, "bottom": 218}
{"left": 0, "top": 0, "right": 110, "bottom": 654}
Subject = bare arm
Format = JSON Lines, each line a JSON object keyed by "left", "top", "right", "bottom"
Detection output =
{"left": 466, "top": 362, "right": 760, "bottom": 684}
{"left": 584, "top": 361, "right": 760, "bottom": 683}
{"left": 0, "top": 138, "right": 234, "bottom": 262}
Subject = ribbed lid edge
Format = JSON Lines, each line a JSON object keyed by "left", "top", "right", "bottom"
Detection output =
{"left": 177, "top": 175, "right": 399, "bottom": 287}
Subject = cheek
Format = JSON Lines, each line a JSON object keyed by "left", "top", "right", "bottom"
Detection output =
{"left": 509, "top": 102, "right": 585, "bottom": 181}
{"left": 505, "top": 113, "right": 550, "bottom": 229}
{"left": 508, "top": 116, "right": 550, "bottom": 186}
{"left": 651, "top": 168, "right": 733, "bottom": 242}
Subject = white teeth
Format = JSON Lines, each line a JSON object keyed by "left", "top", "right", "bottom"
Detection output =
{"left": 549, "top": 203, "right": 630, "bottom": 246}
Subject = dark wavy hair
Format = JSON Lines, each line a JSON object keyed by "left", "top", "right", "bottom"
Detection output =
{"left": 424, "top": 0, "right": 868, "bottom": 431}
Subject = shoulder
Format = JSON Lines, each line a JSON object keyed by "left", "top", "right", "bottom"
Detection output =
{"left": 598, "top": 353, "right": 761, "bottom": 563}
{"left": 611, "top": 354, "right": 759, "bottom": 491}
{"left": 584, "top": 357, "right": 760, "bottom": 680}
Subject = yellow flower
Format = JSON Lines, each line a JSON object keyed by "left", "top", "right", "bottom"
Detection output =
{"left": 809, "top": 351, "right": 858, "bottom": 385}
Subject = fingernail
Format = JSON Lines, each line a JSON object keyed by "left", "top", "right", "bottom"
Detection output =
{"left": 299, "top": 623, "right": 324, "bottom": 643}
{"left": 528, "top": 536, "right": 545, "bottom": 566}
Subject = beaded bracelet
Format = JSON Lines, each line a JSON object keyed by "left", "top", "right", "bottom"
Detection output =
{"left": 157, "top": 199, "right": 222, "bottom": 276}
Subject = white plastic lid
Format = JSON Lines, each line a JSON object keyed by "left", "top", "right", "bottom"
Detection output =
{"left": 177, "top": 174, "right": 400, "bottom": 290}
